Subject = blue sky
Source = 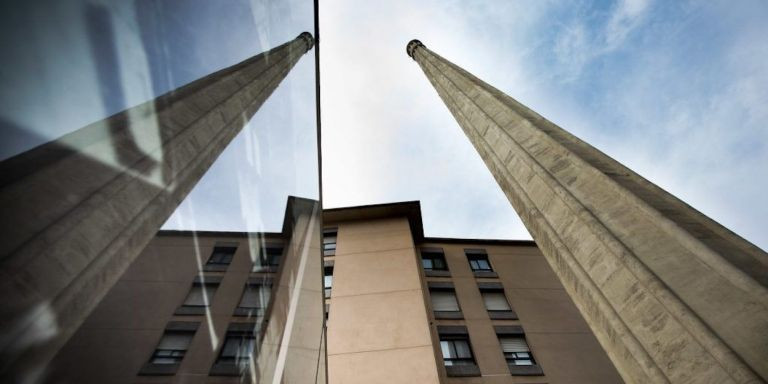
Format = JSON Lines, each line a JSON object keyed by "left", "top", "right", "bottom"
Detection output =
{"left": 320, "top": 0, "right": 768, "bottom": 249}
{"left": 0, "top": 0, "right": 765, "bottom": 250}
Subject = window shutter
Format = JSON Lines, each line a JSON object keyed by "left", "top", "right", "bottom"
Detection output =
{"left": 184, "top": 285, "right": 204, "bottom": 306}
{"left": 500, "top": 337, "right": 529, "bottom": 353}
{"left": 431, "top": 290, "right": 460, "bottom": 311}
{"left": 482, "top": 291, "right": 511, "bottom": 311}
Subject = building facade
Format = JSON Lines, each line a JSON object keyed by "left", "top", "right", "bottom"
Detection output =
{"left": 46, "top": 197, "right": 325, "bottom": 384}
{"left": 48, "top": 199, "right": 622, "bottom": 383}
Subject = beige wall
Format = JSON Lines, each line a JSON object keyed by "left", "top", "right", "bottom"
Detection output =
{"left": 326, "top": 218, "right": 440, "bottom": 384}
{"left": 420, "top": 242, "right": 623, "bottom": 384}
{"left": 47, "top": 233, "right": 284, "bottom": 384}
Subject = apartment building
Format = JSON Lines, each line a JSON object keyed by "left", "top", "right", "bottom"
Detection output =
{"left": 45, "top": 199, "right": 621, "bottom": 383}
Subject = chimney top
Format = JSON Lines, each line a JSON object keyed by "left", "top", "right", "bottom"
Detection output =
{"left": 406, "top": 39, "right": 424, "bottom": 59}
{"left": 298, "top": 32, "right": 314, "bottom": 50}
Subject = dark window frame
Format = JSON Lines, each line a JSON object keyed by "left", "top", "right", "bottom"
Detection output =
{"left": 234, "top": 280, "right": 272, "bottom": 317}
{"left": 421, "top": 251, "right": 448, "bottom": 271}
{"left": 206, "top": 246, "right": 236, "bottom": 266}
{"left": 437, "top": 328, "right": 481, "bottom": 377}
{"left": 253, "top": 245, "right": 283, "bottom": 272}
{"left": 467, "top": 254, "right": 493, "bottom": 272}
{"left": 323, "top": 228, "right": 337, "bottom": 256}
{"left": 139, "top": 322, "right": 199, "bottom": 376}
{"left": 324, "top": 265, "right": 334, "bottom": 298}
{"left": 440, "top": 335, "right": 476, "bottom": 366}
{"left": 175, "top": 278, "right": 221, "bottom": 315}
{"left": 495, "top": 326, "right": 544, "bottom": 376}
{"left": 210, "top": 324, "right": 259, "bottom": 376}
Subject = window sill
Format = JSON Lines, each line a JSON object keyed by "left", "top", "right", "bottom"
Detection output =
{"left": 209, "top": 362, "right": 247, "bottom": 376}
{"left": 174, "top": 306, "right": 208, "bottom": 315}
{"left": 488, "top": 310, "right": 518, "bottom": 320}
{"left": 425, "top": 270, "right": 451, "bottom": 277}
{"left": 233, "top": 307, "right": 264, "bottom": 317}
{"left": 445, "top": 364, "right": 481, "bottom": 377}
{"left": 202, "top": 264, "right": 229, "bottom": 272}
{"left": 473, "top": 271, "right": 498, "bottom": 278}
{"left": 508, "top": 364, "right": 544, "bottom": 376}
{"left": 138, "top": 362, "right": 179, "bottom": 376}
{"left": 434, "top": 311, "right": 463, "bottom": 319}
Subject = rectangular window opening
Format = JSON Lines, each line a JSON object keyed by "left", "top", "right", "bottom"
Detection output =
{"left": 150, "top": 331, "right": 194, "bottom": 365}
{"left": 235, "top": 282, "right": 271, "bottom": 318}
{"left": 482, "top": 289, "right": 511, "bottom": 311}
{"left": 466, "top": 251, "right": 493, "bottom": 272}
{"left": 323, "top": 228, "right": 337, "bottom": 256}
{"left": 206, "top": 246, "right": 236, "bottom": 266}
{"left": 421, "top": 250, "right": 447, "bottom": 271}
{"left": 183, "top": 282, "right": 218, "bottom": 308}
{"left": 324, "top": 265, "right": 334, "bottom": 299}
{"left": 253, "top": 245, "right": 283, "bottom": 272}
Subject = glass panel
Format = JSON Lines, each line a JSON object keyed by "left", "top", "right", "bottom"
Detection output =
{"left": 422, "top": 258, "right": 433, "bottom": 269}
{"left": 1, "top": 0, "right": 321, "bottom": 382}
{"left": 440, "top": 341, "right": 456, "bottom": 359}
{"left": 240, "top": 285, "right": 267, "bottom": 309}
{"left": 183, "top": 285, "right": 205, "bottom": 306}
{"left": 156, "top": 333, "right": 192, "bottom": 350}
{"left": 454, "top": 340, "right": 472, "bottom": 359}
{"left": 220, "top": 337, "right": 241, "bottom": 359}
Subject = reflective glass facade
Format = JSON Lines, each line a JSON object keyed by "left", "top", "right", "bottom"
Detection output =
{"left": 0, "top": 1, "right": 324, "bottom": 383}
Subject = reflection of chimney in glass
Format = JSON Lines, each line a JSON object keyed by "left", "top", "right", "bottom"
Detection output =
{"left": 0, "top": 33, "right": 315, "bottom": 381}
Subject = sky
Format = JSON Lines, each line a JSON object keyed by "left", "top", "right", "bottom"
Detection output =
{"left": 319, "top": 0, "right": 768, "bottom": 249}
{"left": 0, "top": 0, "right": 765, "bottom": 250}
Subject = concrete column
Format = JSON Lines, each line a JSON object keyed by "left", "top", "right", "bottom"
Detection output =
{"left": 407, "top": 39, "right": 768, "bottom": 384}
{"left": 0, "top": 32, "right": 314, "bottom": 380}
{"left": 325, "top": 217, "right": 440, "bottom": 384}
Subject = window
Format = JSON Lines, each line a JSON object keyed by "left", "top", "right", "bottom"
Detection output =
{"left": 150, "top": 331, "right": 194, "bottom": 365}
{"left": 429, "top": 286, "right": 462, "bottom": 319}
{"left": 253, "top": 246, "right": 283, "bottom": 272}
{"left": 206, "top": 246, "right": 236, "bottom": 265}
{"left": 203, "top": 245, "right": 237, "bottom": 272}
{"left": 210, "top": 324, "right": 259, "bottom": 376}
{"left": 139, "top": 322, "right": 200, "bottom": 376}
{"left": 482, "top": 290, "right": 511, "bottom": 311}
{"left": 323, "top": 228, "right": 337, "bottom": 256}
{"left": 421, "top": 250, "right": 447, "bottom": 271}
{"left": 235, "top": 281, "right": 271, "bottom": 317}
{"left": 480, "top": 284, "right": 517, "bottom": 319}
{"left": 440, "top": 336, "right": 475, "bottom": 366}
{"left": 467, "top": 252, "right": 493, "bottom": 272}
{"left": 217, "top": 333, "right": 255, "bottom": 365}
{"left": 495, "top": 326, "right": 544, "bottom": 375}
{"left": 183, "top": 282, "right": 218, "bottom": 307}
{"left": 437, "top": 326, "right": 480, "bottom": 377}
{"left": 324, "top": 265, "right": 334, "bottom": 298}
{"left": 176, "top": 279, "right": 220, "bottom": 315}
{"left": 500, "top": 336, "right": 536, "bottom": 366}
{"left": 430, "top": 288, "right": 460, "bottom": 312}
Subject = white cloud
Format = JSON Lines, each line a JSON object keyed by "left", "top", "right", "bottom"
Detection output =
{"left": 320, "top": 0, "right": 767, "bottom": 250}
{"left": 604, "top": 0, "right": 651, "bottom": 49}
{"left": 553, "top": 0, "right": 652, "bottom": 80}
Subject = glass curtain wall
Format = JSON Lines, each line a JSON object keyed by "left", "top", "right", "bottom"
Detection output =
{"left": 0, "top": 1, "right": 324, "bottom": 383}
